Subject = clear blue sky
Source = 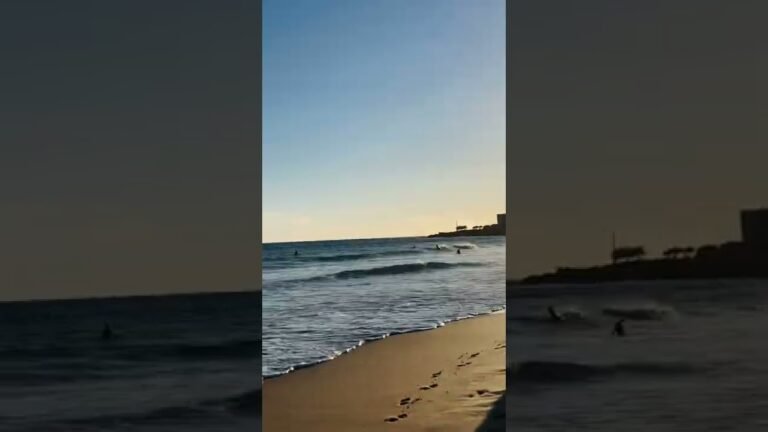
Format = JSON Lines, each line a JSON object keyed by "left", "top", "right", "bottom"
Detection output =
{"left": 263, "top": 0, "right": 505, "bottom": 242}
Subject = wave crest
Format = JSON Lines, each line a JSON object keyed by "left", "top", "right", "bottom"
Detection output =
{"left": 333, "top": 262, "right": 484, "bottom": 279}
{"left": 602, "top": 306, "right": 672, "bottom": 320}
{"left": 62, "top": 388, "right": 261, "bottom": 428}
{"left": 216, "top": 389, "right": 261, "bottom": 416}
{"left": 453, "top": 243, "right": 478, "bottom": 249}
{"left": 0, "top": 338, "right": 260, "bottom": 365}
{"left": 509, "top": 360, "right": 699, "bottom": 383}
{"left": 312, "top": 250, "right": 424, "bottom": 262}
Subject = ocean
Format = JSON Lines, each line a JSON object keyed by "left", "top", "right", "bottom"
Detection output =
{"left": 262, "top": 236, "right": 505, "bottom": 377}
{"left": 507, "top": 279, "right": 768, "bottom": 431}
{"left": 0, "top": 292, "right": 260, "bottom": 432}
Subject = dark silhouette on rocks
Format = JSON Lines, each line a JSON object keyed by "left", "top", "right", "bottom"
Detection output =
{"left": 521, "top": 209, "right": 768, "bottom": 284}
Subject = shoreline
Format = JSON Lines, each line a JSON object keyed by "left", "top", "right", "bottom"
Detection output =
{"left": 520, "top": 246, "right": 768, "bottom": 285}
{"left": 263, "top": 312, "right": 506, "bottom": 431}
{"left": 263, "top": 306, "right": 505, "bottom": 379}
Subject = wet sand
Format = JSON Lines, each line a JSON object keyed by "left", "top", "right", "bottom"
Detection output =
{"left": 263, "top": 312, "right": 506, "bottom": 432}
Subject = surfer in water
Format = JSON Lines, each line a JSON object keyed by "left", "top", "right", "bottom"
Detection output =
{"left": 547, "top": 306, "right": 563, "bottom": 322}
{"left": 456, "top": 248, "right": 461, "bottom": 255}
{"left": 435, "top": 244, "right": 440, "bottom": 250}
{"left": 612, "top": 319, "right": 626, "bottom": 337}
{"left": 101, "top": 322, "right": 113, "bottom": 340}
{"left": 294, "top": 250, "right": 299, "bottom": 257}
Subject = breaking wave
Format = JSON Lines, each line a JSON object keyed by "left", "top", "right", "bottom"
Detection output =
{"left": 332, "top": 262, "right": 485, "bottom": 279}
{"left": 602, "top": 306, "right": 673, "bottom": 320}
{"left": 509, "top": 360, "right": 700, "bottom": 384}
{"left": 58, "top": 388, "right": 261, "bottom": 429}
{"left": 310, "top": 250, "right": 424, "bottom": 262}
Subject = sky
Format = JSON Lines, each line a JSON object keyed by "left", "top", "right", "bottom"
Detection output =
{"left": 0, "top": 1, "right": 260, "bottom": 301}
{"left": 263, "top": 0, "right": 505, "bottom": 243}
{"left": 507, "top": 0, "right": 767, "bottom": 278}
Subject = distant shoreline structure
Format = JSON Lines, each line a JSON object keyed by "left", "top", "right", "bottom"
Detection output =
{"left": 519, "top": 208, "right": 768, "bottom": 284}
{"left": 428, "top": 213, "right": 506, "bottom": 238}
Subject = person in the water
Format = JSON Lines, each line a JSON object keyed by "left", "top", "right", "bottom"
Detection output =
{"left": 294, "top": 250, "right": 299, "bottom": 256}
{"left": 547, "top": 306, "right": 563, "bottom": 322}
{"left": 101, "top": 323, "right": 113, "bottom": 340}
{"left": 612, "top": 319, "right": 626, "bottom": 336}
{"left": 435, "top": 244, "right": 440, "bottom": 250}
{"left": 456, "top": 248, "right": 461, "bottom": 254}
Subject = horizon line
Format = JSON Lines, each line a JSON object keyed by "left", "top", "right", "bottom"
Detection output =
{"left": 0, "top": 288, "right": 260, "bottom": 305}
{"left": 265, "top": 212, "right": 507, "bottom": 245}
{"left": 264, "top": 234, "right": 430, "bottom": 245}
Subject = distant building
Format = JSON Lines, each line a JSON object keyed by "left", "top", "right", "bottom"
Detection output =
{"left": 428, "top": 213, "right": 505, "bottom": 238}
{"left": 741, "top": 208, "right": 768, "bottom": 248}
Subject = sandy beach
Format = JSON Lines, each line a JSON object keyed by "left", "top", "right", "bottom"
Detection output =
{"left": 263, "top": 312, "right": 506, "bottom": 432}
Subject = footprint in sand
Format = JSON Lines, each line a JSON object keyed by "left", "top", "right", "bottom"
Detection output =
{"left": 405, "top": 398, "right": 420, "bottom": 409}
{"left": 397, "top": 396, "right": 421, "bottom": 410}
{"left": 384, "top": 411, "right": 409, "bottom": 423}
{"left": 432, "top": 370, "right": 442, "bottom": 378}
{"left": 469, "top": 352, "right": 479, "bottom": 358}
{"left": 476, "top": 389, "right": 488, "bottom": 396}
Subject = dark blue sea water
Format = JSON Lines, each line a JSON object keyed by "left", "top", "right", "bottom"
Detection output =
{"left": 262, "top": 236, "right": 505, "bottom": 377}
{"left": 507, "top": 279, "right": 768, "bottom": 431}
{"left": 0, "top": 292, "right": 260, "bottom": 432}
